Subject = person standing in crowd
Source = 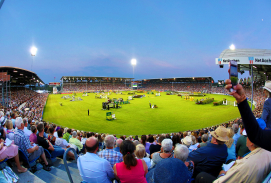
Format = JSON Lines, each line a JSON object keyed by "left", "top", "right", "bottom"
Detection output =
{"left": 261, "top": 80, "right": 271, "bottom": 128}
{"left": 225, "top": 79, "right": 271, "bottom": 151}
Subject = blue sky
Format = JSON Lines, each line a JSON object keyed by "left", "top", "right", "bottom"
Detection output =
{"left": 0, "top": 0, "right": 270, "bottom": 83}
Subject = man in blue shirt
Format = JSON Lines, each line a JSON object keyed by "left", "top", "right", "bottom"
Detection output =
{"left": 113, "top": 138, "right": 123, "bottom": 152}
{"left": 232, "top": 124, "right": 240, "bottom": 145}
{"left": 187, "top": 126, "right": 228, "bottom": 178}
{"left": 77, "top": 137, "right": 114, "bottom": 183}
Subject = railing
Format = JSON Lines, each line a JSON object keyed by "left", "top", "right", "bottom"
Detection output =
{"left": 63, "top": 148, "right": 78, "bottom": 183}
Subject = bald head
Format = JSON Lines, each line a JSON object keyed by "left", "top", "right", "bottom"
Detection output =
{"left": 116, "top": 139, "right": 123, "bottom": 147}
{"left": 85, "top": 137, "right": 98, "bottom": 153}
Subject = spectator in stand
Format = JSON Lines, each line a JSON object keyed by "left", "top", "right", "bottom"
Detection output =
{"left": 189, "top": 136, "right": 199, "bottom": 152}
{"left": 98, "top": 135, "right": 123, "bottom": 168}
{"left": 113, "top": 138, "right": 123, "bottom": 152}
{"left": 225, "top": 128, "right": 236, "bottom": 163}
{"left": 141, "top": 135, "right": 151, "bottom": 154}
{"left": 135, "top": 144, "right": 151, "bottom": 169}
{"left": 151, "top": 139, "right": 174, "bottom": 168}
{"left": 232, "top": 124, "right": 240, "bottom": 145}
{"left": 187, "top": 126, "right": 228, "bottom": 178}
{"left": 261, "top": 81, "right": 271, "bottom": 128}
{"left": 113, "top": 140, "right": 148, "bottom": 183}
{"left": 80, "top": 132, "right": 87, "bottom": 145}
{"left": 22, "top": 118, "right": 31, "bottom": 139}
{"left": 6, "top": 120, "right": 14, "bottom": 140}
{"left": 37, "top": 123, "right": 64, "bottom": 159}
{"left": 174, "top": 144, "right": 194, "bottom": 177}
{"left": 77, "top": 137, "right": 114, "bottom": 183}
{"left": 225, "top": 79, "right": 271, "bottom": 152}
{"left": 55, "top": 129, "right": 75, "bottom": 160}
{"left": 0, "top": 136, "right": 27, "bottom": 173}
{"left": 63, "top": 129, "right": 72, "bottom": 142}
{"left": 14, "top": 117, "right": 51, "bottom": 171}
{"left": 27, "top": 119, "right": 31, "bottom": 130}
{"left": 146, "top": 158, "right": 190, "bottom": 183}
{"left": 29, "top": 126, "right": 38, "bottom": 144}
{"left": 11, "top": 113, "right": 16, "bottom": 128}
{"left": 181, "top": 136, "right": 192, "bottom": 150}
{"left": 197, "top": 134, "right": 208, "bottom": 148}
{"left": 69, "top": 131, "right": 83, "bottom": 152}
{"left": 197, "top": 130, "right": 204, "bottom": 143}
{"left": 172, "top": 134, "right": 181, "bottom": 148}
{"left": 236, "top": 129, "right": 250, "bottom": 159}
{"left": 47, "top": 126, "right": 56, "bottom": 145}
{"left": 196, "top": 137, "right": 271, "bottom": 183}
{"left": 149, "top": 135, "right": 165, "bottom": 155}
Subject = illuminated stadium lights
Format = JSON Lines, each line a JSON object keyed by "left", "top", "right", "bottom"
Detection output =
{"left": 30, "top": 46, "right": 37, "bottom": 56}
{"left": 30, "top": 46, "right": 37, "bottom": 71}
{"left": 131, "top": 59, "right": 137, "bottom": 66}
{"left": 229, "top": 44, "right": 235, "bottom": 50}
{"left": 13, "top": 70, "right": 17, "bottom": 72}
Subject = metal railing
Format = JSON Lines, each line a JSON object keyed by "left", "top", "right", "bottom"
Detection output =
{"left": 63, "top": 148, "right": 78, "bottom": 183}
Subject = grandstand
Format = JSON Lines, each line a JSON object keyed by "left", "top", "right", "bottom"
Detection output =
{"left": 60, "top": 76, "right": 133, "bottom": 93}
{"left": 0, "top": 66, "right": 269, "bottom": 182}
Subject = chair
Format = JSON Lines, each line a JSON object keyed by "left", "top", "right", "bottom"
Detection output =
{"left": 19, "top": 149, "right": 39, "bottom": 168}
{"left": 262, "top": 171, "right": 271, "bottom": 183}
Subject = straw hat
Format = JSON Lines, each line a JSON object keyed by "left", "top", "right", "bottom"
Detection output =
{"left": 210, "top": 126, "right": 229, "bottom": 142}
{"left": 263, "top": 80, "right": 271, "bottom": 93}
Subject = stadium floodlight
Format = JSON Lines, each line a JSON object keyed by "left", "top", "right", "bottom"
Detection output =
{"left": 30, "top": 46, "right": 37, "bottom": 56}
{"left": 30, "top": 46, "right": 37, "bottom": 71}
{"left": 131, "top": 58, "right": 137, "bottom": 89}
{"left": 229, "top": 44, "right": 235, "bottom": 50}
{"left": 131, "top": 59, "right": 137, "bottom": 66}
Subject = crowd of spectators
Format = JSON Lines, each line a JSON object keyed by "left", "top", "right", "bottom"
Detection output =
{"left": 63, "top": 83, "right": 130, "bottom": 92}
{"left": 0, "top": 82, "right": 270, "bottom": 182}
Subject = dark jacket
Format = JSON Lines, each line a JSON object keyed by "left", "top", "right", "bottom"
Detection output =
{"left": 238, "top": 99, "right": 271, "bottom": 152}
{"left": 187, "top": 142, "right": 228, "bottom": 177}
{"left": 261, "top": 98, "right": 271, "bottom": 128}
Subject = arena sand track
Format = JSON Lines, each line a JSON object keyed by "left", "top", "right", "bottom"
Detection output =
{"left": 43, "top": 92, "right": 245, "bottom": 136}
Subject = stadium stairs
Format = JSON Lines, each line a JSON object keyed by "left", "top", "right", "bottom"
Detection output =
{"left": 9, "top": 148, "right": 83, "bottom": 183}
{"left": 12, "top": 157, "right": 82, "bottom": 183}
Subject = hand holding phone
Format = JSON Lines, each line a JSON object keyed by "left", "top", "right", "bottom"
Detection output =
{"left": 229, "top": 61, "right": 238, "bottom": 92}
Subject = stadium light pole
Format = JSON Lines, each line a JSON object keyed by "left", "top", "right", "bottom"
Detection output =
{"left": 30, "top": 46, "right": 37, "bottom": 71}
{"left": 131, "top": 59, "right": 137, "bottom": 90}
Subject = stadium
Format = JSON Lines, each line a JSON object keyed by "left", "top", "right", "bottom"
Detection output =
{"left": 1, "top": 1, "right": 271, "bottom": 183}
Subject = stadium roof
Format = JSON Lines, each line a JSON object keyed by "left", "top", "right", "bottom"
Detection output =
{"left": 139, "top": 77, "right": 214, "bottom": 83}
{"left": 60, "top": 76, "right": 133, "bottom": 82}
{"left": 216, "top": 49, "right": 271, "bottom": 81}
{"left": 0, "top": 66, "right": 45, "bottom": 85}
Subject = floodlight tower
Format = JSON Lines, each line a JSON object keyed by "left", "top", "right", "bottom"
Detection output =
{"left": 30, "top": 46, "right": 37, "bottom": 71}
{"left": 131, "top": 59, "right": 137, "bottom": 89}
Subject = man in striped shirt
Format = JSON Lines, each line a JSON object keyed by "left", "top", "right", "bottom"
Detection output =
{"left": 98, "top": 135, "right": 123, "bottom": 167}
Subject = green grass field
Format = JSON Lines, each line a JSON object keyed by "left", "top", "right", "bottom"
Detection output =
{"left": 43, "top": 92, "right": 244, "bottom": 135}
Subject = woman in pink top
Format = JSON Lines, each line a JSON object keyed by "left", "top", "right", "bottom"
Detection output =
{"left": 113, "top": 140, "right": 148, "bottom": 183}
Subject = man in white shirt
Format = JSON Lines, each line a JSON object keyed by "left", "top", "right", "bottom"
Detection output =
{"left": 23, "top": 118, "right": 31, "bottom": 139}
{"left": 77, "top": 137, "right": 114, "bottom": 183}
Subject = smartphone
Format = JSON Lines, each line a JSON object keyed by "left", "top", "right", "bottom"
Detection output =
{"left": 229, "top": 60, "right": 238, "bottom": 92}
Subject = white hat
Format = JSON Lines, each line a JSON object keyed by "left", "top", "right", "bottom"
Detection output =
{"left": 263, "top": 81, "right": 271, "bottom": 93}
{"left": 181, "top": 136, "right": 192, "bottom": 146}
{"left": 0, "top": 111, "right": 4, "bottom": 117}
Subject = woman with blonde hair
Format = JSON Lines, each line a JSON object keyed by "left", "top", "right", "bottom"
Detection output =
{"left": 225, "top": 128, "right": 236, "bottom": 163}
{"left": 135, "top": 144, "right": 151, "bottom": 169}
{"left": 5, "top": 120, "right": 14, "bottom": 140}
